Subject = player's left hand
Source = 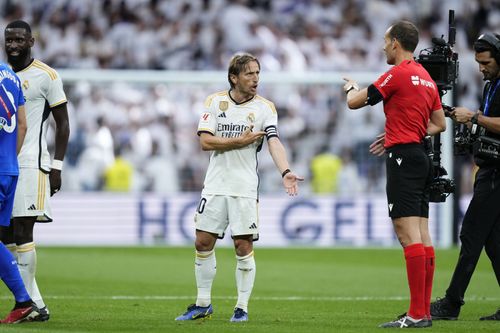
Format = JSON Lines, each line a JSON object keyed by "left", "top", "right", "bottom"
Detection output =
{"left": 49, "top": 169, "right": 62, "bottom": 196}
{"left": 283, "top": 172, "right": 304, "bottom": 196}
{"left": 369, "top": 132, "right": 386, "bottom": 156}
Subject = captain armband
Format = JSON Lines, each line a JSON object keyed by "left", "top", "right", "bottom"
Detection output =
{"left": 265, "top": 125, "right": 279, "bottom": 140}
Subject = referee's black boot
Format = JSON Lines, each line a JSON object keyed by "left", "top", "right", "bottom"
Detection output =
{"left": 430, "top": 296, "right": 463, "bottom": 320}
{"left": 480, "top": 309, "right": 500, "bottom": 321}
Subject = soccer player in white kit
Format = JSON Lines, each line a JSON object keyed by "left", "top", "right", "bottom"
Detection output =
{"left": 0, "top": 20, "right": 70, "bottom": 322}
{"left": 176, "top": 53, "right": 303, "bottom": 322}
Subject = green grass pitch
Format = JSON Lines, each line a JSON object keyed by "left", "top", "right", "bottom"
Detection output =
{"left": 0, "top": 247, "right": 498, "bottom": 332}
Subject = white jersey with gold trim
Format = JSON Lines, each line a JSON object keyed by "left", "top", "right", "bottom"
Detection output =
{"left": 16, "top": 59, "right": 67, "bottom": 171}
{"left": 197, "top": 91, "right": 278, "bottom": 199}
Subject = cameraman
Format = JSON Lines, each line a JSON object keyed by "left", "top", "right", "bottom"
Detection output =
{"left": 344, "top": 21, "right": 446, "bottom": 328}
{"left": 431, "top": 33, "right": 500, "bottom": 321}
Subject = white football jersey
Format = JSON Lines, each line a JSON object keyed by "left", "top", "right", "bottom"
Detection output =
{"left": 197, "top": 91, "right": 278, "bottom": 199}
{"left": 15, "top": 59, "right": 67, "bottom": 171}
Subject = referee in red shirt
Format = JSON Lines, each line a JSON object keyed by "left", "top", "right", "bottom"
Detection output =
{"left": 343, "top": 21, "right": 446, "bottom": 328}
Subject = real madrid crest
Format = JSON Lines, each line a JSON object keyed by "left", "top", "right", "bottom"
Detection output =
{"left": 219, "top": 101, "right": 228, "bottom": 111}
{"left": 247, "top": 112, "right": 255, "bottom": 124}
{"left": 22, "top": 80, "right": 29, "bottom": 90}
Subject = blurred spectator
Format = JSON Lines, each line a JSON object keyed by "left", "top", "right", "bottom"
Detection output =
{"left": 104, "top": 145, "right": 134, "bottom": 192}
{"left": 310, "top": 144, "right": 342, "bottom": 194}
{"left": 142, "top": 140, "right": 179, "bottom": 194}
{"left": 0, "top": 0, "right": 494, "bottom": 195}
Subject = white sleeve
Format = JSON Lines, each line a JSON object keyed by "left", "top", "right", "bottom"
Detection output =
{"left": 197, "top": 96, "right": 217, "bottom": 135}
{"left": 46, "top": 72, "right": 67, "bottom": 108}
{"left": 263, "top": 102, "right": 278, "bottom": 139}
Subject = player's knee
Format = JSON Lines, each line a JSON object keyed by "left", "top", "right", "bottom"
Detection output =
{"left": 234, "top": 239, "right": 253, "bottom": 256}
{"left": 195, "top": 238, "right": 214, "bottom": 251}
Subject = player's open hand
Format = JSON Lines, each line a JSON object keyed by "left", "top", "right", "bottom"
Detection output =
{"left": 238, "top": 125, "right": 266, "bottom": 147}
{"left": 283, "top": 172, "right": 304, "bottom": 196}
{"left": 369, "top": 132, "right": 386, "bottom": 156}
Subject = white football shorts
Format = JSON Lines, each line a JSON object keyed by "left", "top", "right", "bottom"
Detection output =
{"left": 12, "top": 168, "right": 52, "bottom": 222}
{"left": 194, "top": 195, "right": 259, "bottom": 240}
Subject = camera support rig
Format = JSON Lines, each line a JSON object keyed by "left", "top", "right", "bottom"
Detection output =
{"left": 417, "top": 10, "right": 459, "bottom": 202}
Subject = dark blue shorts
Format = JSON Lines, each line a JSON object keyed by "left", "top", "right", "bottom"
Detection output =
{"left": 0, "top": 175, "right": 18, "bottom": 227}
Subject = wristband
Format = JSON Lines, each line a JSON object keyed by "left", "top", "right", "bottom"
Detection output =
{"left": 51, "top": 159, "right": 63, "bottom": 171}
{"left": 281, "top": 169, "right": 291, "bottom": 178}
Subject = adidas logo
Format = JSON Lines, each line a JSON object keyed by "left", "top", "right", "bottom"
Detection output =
{"left": 249, "top": 223, "right": 257, "bottom": 230}
{"left": 27, "top": 204, "right": 36, "bottom": 210}
{"left": 218, "top": 112, "right": 226, "bottom": 118}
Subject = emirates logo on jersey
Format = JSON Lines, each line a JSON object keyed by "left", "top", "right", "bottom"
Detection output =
{"left": 411, "top": 76, "right": 420, "bottom": 85}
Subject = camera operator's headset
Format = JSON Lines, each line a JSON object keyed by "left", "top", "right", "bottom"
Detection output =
{"left": 477, "top": 33, "right": 500, "bottom": 63}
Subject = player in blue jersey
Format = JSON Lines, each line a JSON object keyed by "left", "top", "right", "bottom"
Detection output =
{"left": 0, "top": 61, "right": 40, "bottom": 323}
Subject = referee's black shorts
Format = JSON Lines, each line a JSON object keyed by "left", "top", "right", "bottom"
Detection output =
{"left": 385, "top": 143, "right": 432, "bottom": 219}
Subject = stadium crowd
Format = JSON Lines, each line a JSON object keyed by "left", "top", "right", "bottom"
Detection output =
{"left": 0, "top": 0, "right": 498, "bottom": 194}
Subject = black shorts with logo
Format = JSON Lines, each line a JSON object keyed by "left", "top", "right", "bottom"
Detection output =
{"left": 385, "top": 143, "right": 432, "bottom": 219}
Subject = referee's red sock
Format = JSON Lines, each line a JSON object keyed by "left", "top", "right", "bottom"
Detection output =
{"left": 404, "top": 243, "right": 426, "bottom": 320}
{"left": 424, "top": 246, "right": 435, "bottom": 319}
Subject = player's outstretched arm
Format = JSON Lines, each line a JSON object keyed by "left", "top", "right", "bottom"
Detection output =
{"left": 267, "top": 137, "right": 303, "bottom": 196}
{"left": 50, "top": 104, "right": 70, "bottom": 196}
{"left": 199, "top": 126, "right": 265, "bottom": 151}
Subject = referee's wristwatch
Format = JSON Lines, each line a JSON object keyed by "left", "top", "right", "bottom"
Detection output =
{"left": 345, "top": 84, "right": 359, "bottom": 95}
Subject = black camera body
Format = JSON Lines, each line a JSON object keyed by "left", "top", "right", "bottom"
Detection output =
{"left": 473, "top": 135, "right": 500, "bottom": 160}
{"left": 418, "top": 39, "right": 458, "bottom": 92}
{"left": 453, "top": 114, "right": 500, "bottom": 160}
{"left": 453, "top": 120, "right": 482, "bottom": 155}
{"left": 429, "top": 176, "right": 456, "bottom": 203}
{"left": 416, "top": 10, "right": 458, "bottom": 203}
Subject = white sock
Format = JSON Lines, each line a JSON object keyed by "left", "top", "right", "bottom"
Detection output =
{"left": 17, "top": 242, "right": 46, "bottom": 308}
{"left": 235, "top": 251, "right": 256, "bottom": 313}
{"left": 195, "top": 250, "right": 216, "bottom": 307}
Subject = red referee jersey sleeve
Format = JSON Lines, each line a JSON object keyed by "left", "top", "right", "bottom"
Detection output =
{"left": 431, "top": 89, "right": 442, "bottom": 112}
{"left": 373, "top": 67, "right": 399, "bottom": 99}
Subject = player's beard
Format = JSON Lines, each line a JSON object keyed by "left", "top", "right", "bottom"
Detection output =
{"left": 7, "top": 48, "right": 30, "bottom": 69}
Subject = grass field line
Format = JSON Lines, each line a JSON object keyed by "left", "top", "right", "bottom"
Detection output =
{"left": 1, "top": 295, "right": 499, "bottom": 301}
